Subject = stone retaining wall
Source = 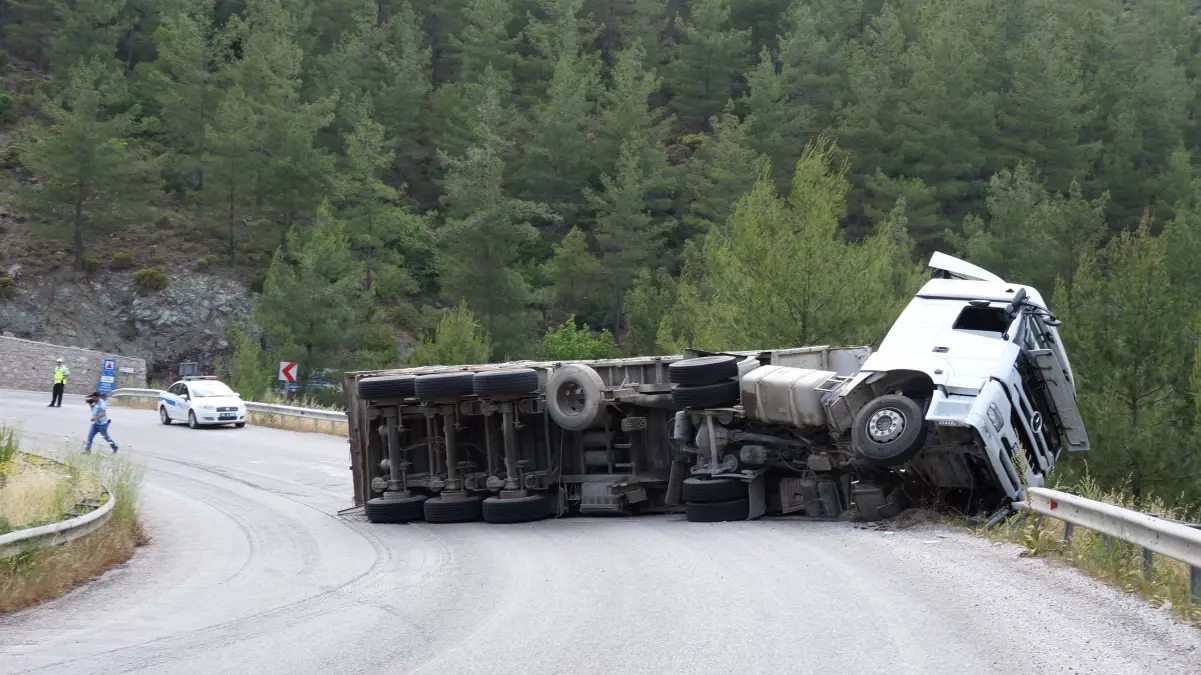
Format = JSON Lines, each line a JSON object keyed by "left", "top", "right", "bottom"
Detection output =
{"left": 0, "top": 336, "right": 147, "bottom": 395}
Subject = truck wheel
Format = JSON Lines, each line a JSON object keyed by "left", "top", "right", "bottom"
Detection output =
{"left": 365, "top": 494, "right": 427, "bottom": 523}
{"left": 670, "top": 380, "right": 740, "bottom": 408}
{"left": 481, "top": 494, "right": 550, "bottom": 524}
{"left": 851, "top": 394, "right": 926, "bottom": 467}
{"left": 668, "top": 355, "right": 739, "bottom": 386}
{"left": 546, "top": 364, "right": 607, "bottom": 431}
{"left": 685, "top": 497, "right": 750, "bottom": 522}
{"left": 423, "top": 494, "right": 483, "bottom": 523}
{"left": 358, "top": 375, "right": 417, "bottom": 400}
{"left": 682, "top": 477, "right": 747, "bottom": 504}
{"left": 414, "top": 372, "right": 476, "bottom": 400}
{"left": 473, "top": 368, "right": 540, "bottom": 398}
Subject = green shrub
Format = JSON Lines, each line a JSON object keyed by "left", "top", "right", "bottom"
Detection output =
{"left": 195, "top": 256, "right": 211, "bottom": 270}
{"left": 0, "top": 92, "right": 14, "bottom": 123}
{"left": 82, "top": 255, "right": 100, "bottom": 275}
{"left": 541, "top": 315, "right": 618, "bottom": 361}
{"left": 133, "top": 267, "right": 169, "bottom": 293}
{"left": 110, "top": 251, "right": 135, "bottom": 269}
{"left": 406, "top": 302, "right": 491, "bottom": 366}
{"left": 0, "top": 276, "right": 14, "bottom": 299}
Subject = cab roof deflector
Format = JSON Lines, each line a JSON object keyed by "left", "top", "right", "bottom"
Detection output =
{"left": 928, "top": 252, "right": 1005, "bottom": 283}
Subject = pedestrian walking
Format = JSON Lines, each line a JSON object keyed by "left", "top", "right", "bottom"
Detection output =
{"left": 49, "top": 358, "right": 69, "bottom": 407}
{"left": 84, "top": 390, "right": 118, "bottom": 453}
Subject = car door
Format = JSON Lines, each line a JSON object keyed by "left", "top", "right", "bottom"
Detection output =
{"left": 160, "top": 381, "right": 181, "bottom": 417}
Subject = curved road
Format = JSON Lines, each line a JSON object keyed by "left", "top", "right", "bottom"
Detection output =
{"left": 1, "top": 390, "right": 1198, "bottom": 675}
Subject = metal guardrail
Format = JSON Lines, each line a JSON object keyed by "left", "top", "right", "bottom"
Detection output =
{"left": 1019, "top": 487, "right": 1201, "bottom": 605}
{"left": 0, "top": 456, "right": 116, "bottom": 559}
{"left": 107, "top": 388, "right": 348, "bottom": 423}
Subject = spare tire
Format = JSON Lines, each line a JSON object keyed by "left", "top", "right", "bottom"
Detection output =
{"left": 546, "top": 364, "right": 607, "bottom": 431}
{"left": 668, "top": 355, "right": 739, "bottom": 386}
{"left": 473, "top": 368, "right": 540, "bottom": 399}
{"left": 414, "top": 372, "right": 476, "bottom": 400}
{"left": 670, "top": 380, "right": 740, "bottom": 409}
{"left": 357, "top": 375, "right": 417, "bottom": 400}
{"left": 850, "top": 394, "right": 926, "bottom": 467}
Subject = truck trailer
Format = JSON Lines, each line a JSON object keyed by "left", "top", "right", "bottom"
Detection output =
{"left": 343, "top": 253, "right": 1089, "bottom": 524}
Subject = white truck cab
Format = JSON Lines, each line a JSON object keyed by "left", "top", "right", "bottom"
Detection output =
{"left": 824, "top": 253, "right": 1088, "bottom": 507}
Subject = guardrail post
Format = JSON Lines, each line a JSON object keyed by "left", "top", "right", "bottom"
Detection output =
{"left": 1191, "top": 565, "right": 1200, "bottom": 605}
{"left": 1062, "top": 522, "right": 1075, "bottom": 546}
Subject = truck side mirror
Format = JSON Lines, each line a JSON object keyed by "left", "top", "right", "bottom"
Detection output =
{"left": 1006, "top": 288, "right": 1027, "bottom": 318}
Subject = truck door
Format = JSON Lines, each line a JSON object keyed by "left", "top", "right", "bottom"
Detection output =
{"left": 1017, "top": 318, "right": 1090, "bottom": 452}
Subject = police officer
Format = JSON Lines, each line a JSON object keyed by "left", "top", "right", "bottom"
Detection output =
{"left": 49, "top": 358, "right": 69, "bottom": 407}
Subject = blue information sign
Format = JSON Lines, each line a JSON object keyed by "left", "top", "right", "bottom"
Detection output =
{"left": 98, "top": 358, "right": 117, "bottom": 394}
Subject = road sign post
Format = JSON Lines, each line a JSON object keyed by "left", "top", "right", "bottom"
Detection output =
{"left": 98, "top": 359, "right": 117, "bottom": 395}
{"left": 279, "top": 361, "right": 297, "bottom": 384}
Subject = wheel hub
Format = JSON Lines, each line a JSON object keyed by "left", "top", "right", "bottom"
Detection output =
{"left": 867, "top": 408, "right": 905, "bottom": 443}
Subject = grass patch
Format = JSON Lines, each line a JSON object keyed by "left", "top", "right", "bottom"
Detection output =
{"left": 0, "top": 429, "right": 146, "bottom": 613}
{"left": 981, "top": 470, "right": 1200, "bottom": 627}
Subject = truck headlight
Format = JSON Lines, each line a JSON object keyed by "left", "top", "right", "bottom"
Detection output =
{"left": 986, "top": 403, "right": 1004, "bottom": 431}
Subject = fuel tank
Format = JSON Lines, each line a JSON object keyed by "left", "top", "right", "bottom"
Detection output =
{"left": 740, "top": 365, "right": 840, "bottom": 428}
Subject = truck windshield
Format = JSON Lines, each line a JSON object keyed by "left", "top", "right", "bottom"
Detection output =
{"left": 952, "top": 306, "right": 1009, "bottom": 339}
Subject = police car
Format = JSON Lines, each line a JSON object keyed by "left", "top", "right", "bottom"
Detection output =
{"left": 158, "top": 376, "right": 247, "bottom": 429}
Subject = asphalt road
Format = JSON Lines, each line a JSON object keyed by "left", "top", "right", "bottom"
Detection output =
{"left": 1, "top": 390, "right": 1198, "bottom": 675}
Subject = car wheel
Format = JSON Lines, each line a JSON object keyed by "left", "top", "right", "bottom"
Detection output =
{"left": 188, "top": 411, "right": 199, "bottom": 429}
{"left": 160, "top": 407, "right": 172, "bottom": 425}
{"left": 234, "top": 422, "right": 246, "bottom": 428}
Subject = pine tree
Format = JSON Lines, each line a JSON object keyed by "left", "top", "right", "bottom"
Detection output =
{"left": 139, "top": 1, "right": 218, "bottom": 194}
{"left": 664, "top": 0, "right": 752, "bottom": 131}
{"left": 680, "top": 105, "right": 764, "bottom": 244}
{"left": 597, "top": 44, "right": 670, "bottom": 179}
{"left": 203, "top": 85, "right": 260, "bottom": 266}
{"left": 953, "top": 163, "right": 1107, "bottom": 294}
{"left": 334, "top": 117, "right": 429, "bottom": 302}
{"left": 583, "top": 0, "right": 667, "bottom": 65}
{"left": 588, "top": 137, "right": 669, "bottom": 331}
{"left": 741, "top": 47, "right": 810, "bottom": 190}
{"left": 669, "top": 139, "right": 921, "bottom": 350}
{"left": 1059, "top": 219, "right": 1193, "bottom": 501}
{"left": 543, "top": 225, "right": 607, "bottom": 326}
{"left": 17, "top": 58, "right": 162, "bottom": 273}
{"left": 515, "top": 0, "right": 601, "bottom": 223}
{"left": 48, "top": 0, "right": 127, "bottom": 75}
{"left": 256, "top": 206, "right": 371, "bottom": 394}
{"left": 436, "top": 78, "right": 556, "bottom": 358}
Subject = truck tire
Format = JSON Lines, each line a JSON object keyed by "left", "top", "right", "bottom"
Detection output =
{"left": 670, "top": 380, "right": 740, "bottom": 408}
{"left": 668, "top": 355, "right": 739, "bottom": 386}
{"left": 423, "top": 494, "right": 483, "bottom": 523}
{"left": 365, "top": 494, "right": 427, "bottom": 523}
{"left": 546, "top": 364, "right": 607, "bottom": 431}
{"left": 481, "top": 494, "right": 550, "bottom": 524}
{"left": 682, "top": 477, "right": 747, "bottom": 504}
{"left": 414, "top": 372, "right": 476, "bottom": 400}
{"left": 685, "top": 497, "right": 750, "bottom": 522}
{"left": 473, "top": 368, "right": 540, "bottom": 399}
{"left": 357, "top": 375, "right": 417, "bottom": 400}
{"left": 851, "top": 394, "right": 926, "bottom": 467}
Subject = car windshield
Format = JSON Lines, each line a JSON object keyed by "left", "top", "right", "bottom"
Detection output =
{"left": 188, "top": 381, "right": 235, "bottom": 397}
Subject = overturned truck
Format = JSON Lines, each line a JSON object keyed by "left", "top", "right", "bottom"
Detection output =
{"left": 344, "top": 253, "right": 1090, "bottom": 525}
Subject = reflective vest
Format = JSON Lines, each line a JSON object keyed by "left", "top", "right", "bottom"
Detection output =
{"left": 54, "top": 365, "right": 68, "bottom": 384}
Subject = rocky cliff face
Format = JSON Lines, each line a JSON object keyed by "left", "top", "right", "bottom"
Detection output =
{"left": 0, "top": 266, "right": 251, "bottom": 377}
